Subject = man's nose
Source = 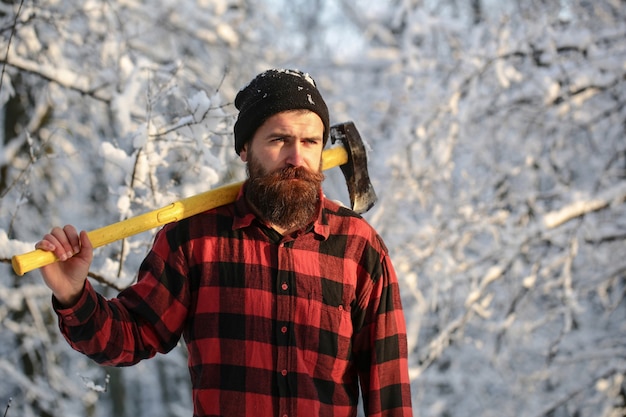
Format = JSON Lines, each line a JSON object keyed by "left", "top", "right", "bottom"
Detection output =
{"left": 285, "top": 142, "right": 304, "bottom": 167}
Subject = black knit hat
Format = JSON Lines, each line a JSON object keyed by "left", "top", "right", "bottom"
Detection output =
{"left": 233, "top": 69, "right": 330, "bottom": 155}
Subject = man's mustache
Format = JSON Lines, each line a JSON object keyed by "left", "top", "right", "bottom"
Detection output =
{"left": 270, "top": 166, "right": 325, "bottom": 183}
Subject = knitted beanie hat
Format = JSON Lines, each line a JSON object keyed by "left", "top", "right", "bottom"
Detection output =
{"left": 233, "top": 69, "right": 330, "bottom": 155}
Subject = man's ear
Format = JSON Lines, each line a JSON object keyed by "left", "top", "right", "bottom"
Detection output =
{"left": 239, "top": 144, "right": 248, "bottom": 162}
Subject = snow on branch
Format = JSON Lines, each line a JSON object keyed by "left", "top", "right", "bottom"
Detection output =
{"left": 0, "top": 54, "right": 111, "bottom": 102}
{"left": 543, "top": 183, "right": 626, "bottom": 229}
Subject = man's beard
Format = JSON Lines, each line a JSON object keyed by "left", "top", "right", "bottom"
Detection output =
{"left": 246, "top": 156, "right": 325, "bottom": 232}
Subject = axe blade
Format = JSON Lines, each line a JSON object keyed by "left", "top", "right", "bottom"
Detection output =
{"left": 330, "top": 122, "right": 378, "bottom": 214}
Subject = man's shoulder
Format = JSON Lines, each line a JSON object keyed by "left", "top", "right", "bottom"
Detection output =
{"left": 160, "top": 202, "right": 236, "bottom": 234}
{"left": 321, "top": 197, "right": 376, "bottom": 233}
{"left": 321, "top": 197, "right": 389, "bottom": 252}
{"left": 322, "top": 197, "right": 362, "bottom": 219}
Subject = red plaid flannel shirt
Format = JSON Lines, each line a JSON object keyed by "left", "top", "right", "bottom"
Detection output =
{"left": 55, "top": 186, "right": 413, "bottom": 417}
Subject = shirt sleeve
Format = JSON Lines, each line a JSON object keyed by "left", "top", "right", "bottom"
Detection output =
{"left": 352, "top": 238, "right": 414, "bottom": 417}
{"left": 54, "top": 227, "right": 189, "bottom": 367}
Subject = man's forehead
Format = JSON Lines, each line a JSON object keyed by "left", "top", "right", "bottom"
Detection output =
{"left": 257, "top": 111, "right": 324, "bottom": 134}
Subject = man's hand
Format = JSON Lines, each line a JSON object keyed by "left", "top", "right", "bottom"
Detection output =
{"left": 35, "top": 225, "right": 93, "bottom": 307}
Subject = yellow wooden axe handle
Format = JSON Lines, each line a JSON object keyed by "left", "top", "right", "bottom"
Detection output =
{"left": 12, "top": 146, "right": 349, "bottom": 276}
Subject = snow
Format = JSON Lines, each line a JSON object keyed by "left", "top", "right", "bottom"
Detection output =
{"left": 1, "top": 1, "right": 626, "bottom": 416}
{"left": 0, "top": 229, "right": 33, "bottom": 260}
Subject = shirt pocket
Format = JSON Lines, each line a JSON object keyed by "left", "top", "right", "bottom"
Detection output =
{"left": 299, "top": 291, "right": 354, "bottom": 379}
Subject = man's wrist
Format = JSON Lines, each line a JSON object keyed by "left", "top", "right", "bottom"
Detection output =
{"left": 53, "top": 281, "right": 86, "bottom": 308}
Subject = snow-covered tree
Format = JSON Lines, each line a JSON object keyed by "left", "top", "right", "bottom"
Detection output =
{"left": 336, "top": 2, "right": 626, "bottom": 416}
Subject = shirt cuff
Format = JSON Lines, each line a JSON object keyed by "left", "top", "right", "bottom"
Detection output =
{"left": 52, "top": 280, "right": 97, "bottom": 326}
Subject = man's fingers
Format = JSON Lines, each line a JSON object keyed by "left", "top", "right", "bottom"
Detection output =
{"left": 79, "top": 230, "right": 92, "bottom": 251}
{"left": 35, "top": 236, "right": 57, "bottom": 252}
{"left": 76, "top": 230, "right": 94, "bottom": 264}
{"left": 36, "top": 225, "right": 81, "bottom": 262}
{"left": 50, "top": 227, "right": 74, "bottom": 261}
{"left": 63, "top": 225, "right": 81, "bottom": 254}
{"left": 33, "top": 224, "right": 91, "bottom": 266}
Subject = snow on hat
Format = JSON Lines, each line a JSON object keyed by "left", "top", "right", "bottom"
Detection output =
{"left": 233, "top": 69, "right": 330, "bottom": 155}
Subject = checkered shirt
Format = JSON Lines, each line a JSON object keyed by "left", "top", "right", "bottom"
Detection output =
{"left": 55, "top": 186, "right": 413, "bottom": 417}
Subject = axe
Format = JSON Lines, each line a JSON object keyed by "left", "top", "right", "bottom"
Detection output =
{"left": 12, "top": 121, "right": 377, "bottom": 276}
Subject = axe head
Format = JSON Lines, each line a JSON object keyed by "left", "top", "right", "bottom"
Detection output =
{"left": 329, "top": 122, "right": 378, "bottom": 214}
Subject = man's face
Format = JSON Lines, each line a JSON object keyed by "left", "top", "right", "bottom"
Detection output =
{"left": 240, "top": 110, "right": 326, "bottom": 232}
{"left": 240, "top": 110, "right": 325, "bottom": 173}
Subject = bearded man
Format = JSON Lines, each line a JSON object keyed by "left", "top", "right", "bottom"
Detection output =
{"left": 35, "top": 69, "right": 413, "bottom": 417}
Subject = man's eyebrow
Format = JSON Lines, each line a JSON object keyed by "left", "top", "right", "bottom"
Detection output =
{"left": 264, "top": 131, "right": 293, "bottom": 140}
{"left": 262, "top": 129, "right": 322, "bottom": 142}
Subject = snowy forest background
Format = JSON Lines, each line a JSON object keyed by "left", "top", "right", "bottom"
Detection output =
{"left": 1, "top": 0, "right": 625, "bottom": 416}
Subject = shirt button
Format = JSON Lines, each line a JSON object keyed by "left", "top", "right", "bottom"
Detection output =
{"left": 281, "top": 326, "right": 287, "bottom": 333}
{"left": 281, "top": 369, "right": 287, "bottom": 376}
{"left": 281, "top": 283, "right": 288, "bottom": 291}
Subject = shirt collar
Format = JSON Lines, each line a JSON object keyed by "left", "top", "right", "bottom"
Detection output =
{"left": 232, "top": 181, "right": 330, "bottom": 240}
